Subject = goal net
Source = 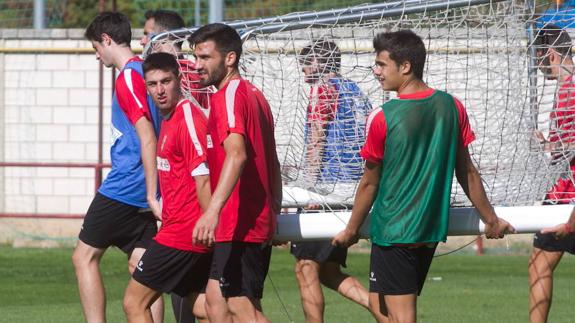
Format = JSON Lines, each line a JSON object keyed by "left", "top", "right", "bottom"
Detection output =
{"left": 146, "top": 0, "right": 569, "bottom": 232}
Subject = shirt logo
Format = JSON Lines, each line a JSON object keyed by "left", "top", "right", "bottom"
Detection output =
{"left": 206, "top": 135, "right": 213, "bottom": 148}
{"left": 157, "top": 157, "right": 170, "bottom": 171}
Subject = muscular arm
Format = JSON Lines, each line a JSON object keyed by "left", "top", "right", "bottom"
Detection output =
{"left": 134, "top": 117, "right": 161, "bottom": 219}
{"left": 455, "top": 145, "right": 515, "bottom": 237}
{"left": 332, "top": 160, "right": 381, "bottom": 247}
{"left": 193, "top": 133, "right": 247, "bottom": 246}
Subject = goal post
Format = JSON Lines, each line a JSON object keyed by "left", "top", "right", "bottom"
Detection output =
{"left": 147, "top": 0, "right": 574, "bottom": 239}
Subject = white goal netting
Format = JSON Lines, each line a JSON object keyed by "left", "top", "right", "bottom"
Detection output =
{"left": 147, "top": 0, "right": 569, "bottom": 212}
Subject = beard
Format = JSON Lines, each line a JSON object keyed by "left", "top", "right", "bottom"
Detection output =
{"left": 199, "top": 63, "right": 227, "bottom": 87}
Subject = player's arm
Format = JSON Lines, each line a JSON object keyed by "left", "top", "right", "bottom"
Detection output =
{"left": 194, "top": 173, "right": 211, "bottom": 212}
{"left": 134, "top": 118, "right": 161, "bottom": 219}
{"left": 332, "top": 160, "right": 381, "bottom": 247}
{"left": 540, "top": 207, "right": 575, "bottom": 239}
{"left": 305, "top": 86, "right": 336, "bottom": 181}
{"left": 455, "top": 145, "right": 515, "bottom": 238}
{"left": 193, "top": 133, "right": 247, "bottom": 246}
{"left": 116, "top": 69, "right": 161, "bottom": 219}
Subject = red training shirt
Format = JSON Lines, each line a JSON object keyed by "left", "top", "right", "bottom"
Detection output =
{"left": 154, "top": 99, "right": 210, "bottom": 253}
{"left": 546, "top": 76, "right": 575, "bottom": 202}
{"left": 207, "top": 78, "right": 279, "bottom": 243}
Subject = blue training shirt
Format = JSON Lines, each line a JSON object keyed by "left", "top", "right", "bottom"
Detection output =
{"left": 98, "top": 59, "right": 161, "bottom": 208}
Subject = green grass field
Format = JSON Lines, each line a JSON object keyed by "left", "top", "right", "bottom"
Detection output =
{"left": 1, "top": 246, "right": 574, "bottom": 322}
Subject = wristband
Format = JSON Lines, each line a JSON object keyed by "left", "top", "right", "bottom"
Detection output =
{"left": 565, "top": 222, "right": 574, "bottom": 234}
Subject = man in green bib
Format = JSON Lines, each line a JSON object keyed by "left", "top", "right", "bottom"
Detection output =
{"left": 332, "top": 30, "right": 515, "bottom": 323}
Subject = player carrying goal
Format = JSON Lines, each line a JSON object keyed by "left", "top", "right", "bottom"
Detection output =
{"left": 333, "top": 30, "right": 515, "bottom": 323}
{"left": 290, "top": 40, "right": 374, "bottom": 323}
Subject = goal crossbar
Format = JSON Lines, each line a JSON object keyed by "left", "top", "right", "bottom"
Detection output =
{"left": 276, "top": 205, "right": 573, "bottom": 241}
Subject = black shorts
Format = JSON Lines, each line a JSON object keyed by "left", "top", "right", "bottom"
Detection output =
{"left": 290, "top": 241, "right": 348, "bottom": 267}
{"left": 79, "top": 193, "right": 157, "bottom": 255}
{"left": 533, "top": 231, "right": 575, "bottom": 254}
{"left": 209, "top": 241, "right": 272, "bottom": 299}
{"left": 369, "top": 243, "right": 437, "bottom": 296}
{"left": 133, "top": 240, "right": 212, "bottom": 297}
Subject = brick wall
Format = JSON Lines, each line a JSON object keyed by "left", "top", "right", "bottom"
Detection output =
{"left": 0, "top": 28, "right": 143, "bottom": 215}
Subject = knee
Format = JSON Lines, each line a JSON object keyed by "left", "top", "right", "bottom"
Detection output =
{"left": 122, "top": 293, "right": 138, "bottom": 317}
{"left": 72, "top": 246, "right": 95, "bottom": 269}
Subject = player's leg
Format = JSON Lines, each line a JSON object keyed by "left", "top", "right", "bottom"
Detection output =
{"left": 528, "top": 238, "right": 564, "bottom": 323}
{"left": 227, "top": 296, "right": 270, "bottom": 323}
{"left": 319, "top": 261, "right": 369, "bottom": 309}
{"left": 130, "top": 247, "right": 164, "bottom": 323}
{"left": 72, "top": 240, "right": 107, "bottom": 323}
{"left": 73, "top": 193, "right": 121, "bottom": 323}
{"left": 123, "top": 278, "right": 163, "bottom": 323}
{"left": 369, "top": 293, "right": 390, "bottom": 323}
{"left": 188, "top": 292, "right": 207, "bottom": 323}
{"left": 171, "top": 294, "right": 196, "bottom": 323}
{"left": 383, "top": 294, "right": 417, "bottom": 323}
{"left": 294, "top": 258, "right": 324, "bottom": 323}
{"left": 205, "top": 278, "right": 232, "bottom": 323}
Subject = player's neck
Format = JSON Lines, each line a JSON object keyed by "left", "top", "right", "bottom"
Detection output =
{"left": 114, "top": 46, "right": 136, "bottom": 71}
{"left": 217, "top": 69, "right": 241, "bottom": 90}
{"left": 395, "top": 78, "right": 429, "bottom": 96}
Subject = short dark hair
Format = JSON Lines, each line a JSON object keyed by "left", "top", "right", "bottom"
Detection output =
{"left": 533, "top": 24, "right": 572, "bottom": 58}
{"left": 373, "top": 30, "right": 426, "bottom": 80}
{"left": 188, "top": 23, "right": 242, "bottom": 67}
{"left": 298, "top": 40, "right": 341, "bottom": 74}
{"left": 144, "top": 9, "right": 185, "bottom": 31}
{"left": 85, "top": 11, "right": 131, "bottom": 46}
{"left": 143, "top": 52, "right": 180, "bottom": 79}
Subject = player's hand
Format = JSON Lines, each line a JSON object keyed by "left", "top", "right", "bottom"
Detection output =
{"left": 148, "top": 198, "right": 162, "bottom": 221}
{"left": 541, "top": 223, "right": 573, "bottom": 240}
{"left": 332, "top": 228, "right": 359, "bottom": 248}
{"left": 484, "top": 217, "right": 515, "bottom": 239}
{"left": 193, "top": 211, "right": 218, "bottom": 247}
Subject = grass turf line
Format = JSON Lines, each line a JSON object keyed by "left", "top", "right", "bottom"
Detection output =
{"left": 0, "top": 246, "right": 574, "bottom": 322}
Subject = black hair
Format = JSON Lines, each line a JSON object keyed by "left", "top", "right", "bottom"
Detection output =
{"left": 85, "top": 11, "right": 131, "bottom": 46}
{"left": 143, "top": 52, "right": 180, "bottom": 78}
{"left": 144, "top": 9, "right": 185, "bottom": 31}
{"left": 533, "top": 23, "right": 572, "bottom": 58}
{"left": 188, "top": 23, "right": 242, "bottom": 67}
{"left": 373, "top": 30, "right": 426, "bottom": 80}
{"left": 298, "top": 40, "right": 341, "bottom": 74}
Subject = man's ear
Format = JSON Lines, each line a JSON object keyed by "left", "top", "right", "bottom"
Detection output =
{"left": 100, "top": 33, "right": 112, "bottom": 46}
{"left": 548, "top": 48, "right": 562, "bottom": 65}
{"left": 225, "top": 51, "right": 238, "bottom": 68}
{"left": 399, "top": 60, "right": 412, "bottom": 76}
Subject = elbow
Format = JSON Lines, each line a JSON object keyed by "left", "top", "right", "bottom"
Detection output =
{"left": 230, "top": 150, "right": 248, "bottom": 168}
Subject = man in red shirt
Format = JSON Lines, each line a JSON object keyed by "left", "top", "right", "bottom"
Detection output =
{"left": 528, "top": 24, "right": 575, "bottom": 323}
{"left": 189, "top": 23, "right": 282, "bottom": 323}
{"left": 123, "top": 52, "right": 212, "bottom": 323}
{"left": 140, "top": 11, "right": 208, "bottom": 322}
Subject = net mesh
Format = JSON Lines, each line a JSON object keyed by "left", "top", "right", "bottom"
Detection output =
{"left": 147, "top": 0, "right": 570, "bottom": 211}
